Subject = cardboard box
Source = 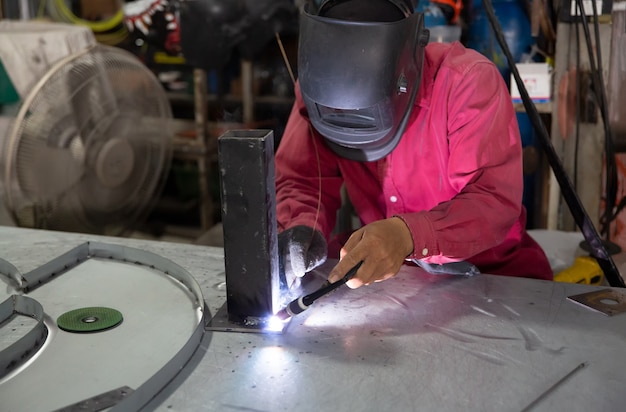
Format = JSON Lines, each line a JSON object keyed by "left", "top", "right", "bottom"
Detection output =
{"left": 0, "top": 21, "right": 96, "bottom": 99}
{"left": 510, "top": 63, "right": 552, "bottom": 103}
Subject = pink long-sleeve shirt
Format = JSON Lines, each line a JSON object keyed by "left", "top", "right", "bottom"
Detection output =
{"left": 275, "top": 42, "right": 552, "bottom": 280}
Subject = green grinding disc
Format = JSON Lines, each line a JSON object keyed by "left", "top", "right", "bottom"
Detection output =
{"left": 57, "top": 307, "right": 123, "bottom": 333}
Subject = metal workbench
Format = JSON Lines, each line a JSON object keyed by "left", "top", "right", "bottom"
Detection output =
{"left": 1, "top": 226, "right": 625, "bottom": 412}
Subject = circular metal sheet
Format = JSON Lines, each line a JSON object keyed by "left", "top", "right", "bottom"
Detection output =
{"left": 0, "top": 241, "right": 206, "bottom": 412}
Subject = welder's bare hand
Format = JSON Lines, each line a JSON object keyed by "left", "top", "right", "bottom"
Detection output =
{"left": 278, "top": 225, "right": 328, "bottom": 288}
{"left": 327, "top": 217, "right": 413, "bottom": 288}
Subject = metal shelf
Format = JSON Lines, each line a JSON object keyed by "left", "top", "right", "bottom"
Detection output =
{"left": 514, "top": 101, "right": 553, "bottom": 113}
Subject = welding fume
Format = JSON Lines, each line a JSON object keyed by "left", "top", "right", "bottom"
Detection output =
{"left": 273, "top": 0, "right": 553, "bottom": 317}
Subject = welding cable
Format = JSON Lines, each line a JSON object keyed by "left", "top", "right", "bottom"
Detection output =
{"left": 481, "top": 0, "right": 625, "bottom": 287}
{"left": 275, "top": 261, "right": 363, "bottom": 320}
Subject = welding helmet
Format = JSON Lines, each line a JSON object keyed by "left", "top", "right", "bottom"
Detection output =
{"left": 298, "top": 0, "right": 429, "bottom": 161}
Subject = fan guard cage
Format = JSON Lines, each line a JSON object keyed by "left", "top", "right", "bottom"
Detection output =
{"left": 2, "top": 44, "right": 173, "bottom": 236}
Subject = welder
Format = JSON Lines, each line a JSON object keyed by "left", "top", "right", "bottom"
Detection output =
{"left": 276, "top": 0, "right": 552, "bottom": 290}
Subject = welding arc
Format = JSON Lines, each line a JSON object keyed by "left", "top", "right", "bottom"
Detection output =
{"left": 276, "top": 261, "right": 363, "bottom": 320}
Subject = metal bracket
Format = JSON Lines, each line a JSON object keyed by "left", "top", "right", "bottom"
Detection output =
{"left": 567, "top": 288, "right": 626, "bottom": 316}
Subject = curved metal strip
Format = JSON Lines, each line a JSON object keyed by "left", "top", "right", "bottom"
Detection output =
{"left": 85, "top": 241, "right": 205, "bottom": 309}
{"left": 111, "top": 313, "right": 207, "bottom": 411}
{"left": 87, "top": 242, "right": 208, "bottom": 410}
{"left": 20, "top": 242, "right": 89, "bottom": 292}
{"left": 0, "top": 295, "right": 48, "bottom": 379}
{"left": 0, "top": 257, "right": 25, "bottom": 290}
{"left": 2, "top": 241, "right": 207, "bottom": 410}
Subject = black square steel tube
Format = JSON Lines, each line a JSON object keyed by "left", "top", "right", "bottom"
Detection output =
{"left": 217, "top": 130, "right": 279, "bottom": 323}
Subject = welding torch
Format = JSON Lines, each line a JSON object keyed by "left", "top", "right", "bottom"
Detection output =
{"left": 275, "top": 260, "right": 363, "bottom": 321}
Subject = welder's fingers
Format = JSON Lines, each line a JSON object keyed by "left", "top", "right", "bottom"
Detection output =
{"left": 303, "top": 229, "right": 328, "bottom": 271}
{"left": 288, "top": 242, "right": 308, "bottom": 278}
{"left": 349, "top": 272, "right": 396, "bottom": 288}
{"left": 328, "top": 217, "right": 413, "bottom": 287}
{"left": 343, "top": 253, "right": 400, "bottom": 289}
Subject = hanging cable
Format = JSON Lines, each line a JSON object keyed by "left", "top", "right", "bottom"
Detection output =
{"left": 574, "top": 15, "right": 581, "bottom": 190}
{"left": 574, "top": 0, "right": 618, "bottom": 238}
{"left": 481, "top": 0, "right": 624, "bottom": 287}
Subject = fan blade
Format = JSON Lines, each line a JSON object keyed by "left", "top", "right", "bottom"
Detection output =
{"left": 69, "top": 50, "right": 119, "bottom": 136}
{"left": 16, "top": 144, "right": 84, "bottom": 201}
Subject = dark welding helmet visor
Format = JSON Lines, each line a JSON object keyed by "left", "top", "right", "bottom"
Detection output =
{"left": 298, "top": 1, "right": 428, "bottom": 161}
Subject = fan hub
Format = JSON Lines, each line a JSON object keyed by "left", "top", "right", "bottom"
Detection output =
{"left": 95, "top": 138, "right": 135, "bottom": 188}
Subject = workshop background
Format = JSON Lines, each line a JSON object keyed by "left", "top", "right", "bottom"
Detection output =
{"left": 1, "top": 0, "right": 625, "bottom": 279}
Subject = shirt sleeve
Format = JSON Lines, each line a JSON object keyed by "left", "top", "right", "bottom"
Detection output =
{"left": 274, "top": 84, "right": 344, "bottom": 237}
{"left": 397, "top": 60, "right": 524, "bottom": 263}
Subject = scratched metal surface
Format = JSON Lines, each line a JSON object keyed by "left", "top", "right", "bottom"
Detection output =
{"left": 1, "top": 226, "right": 625, "bottom": 412}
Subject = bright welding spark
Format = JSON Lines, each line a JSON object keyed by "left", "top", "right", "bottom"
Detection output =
{"left": 265, "top": 315, "right": 287, "bottom": 333}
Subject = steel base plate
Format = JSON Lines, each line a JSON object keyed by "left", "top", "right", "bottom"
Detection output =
{"left": 206, "top": 303, "right": 287, "bottom": 334}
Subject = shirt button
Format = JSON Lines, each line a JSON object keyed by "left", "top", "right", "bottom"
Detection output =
{"left": 422, "top": 248, "right": 429, "bottom": 256}
{"left": 390, "top": 196, "right": 398, "bottom": 203}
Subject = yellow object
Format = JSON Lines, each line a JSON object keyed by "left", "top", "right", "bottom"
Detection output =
{"left": 554, "top": 256, "right": 604, "bottom": 285}
{"left": 47, "top": 0, "right": 128, "bottom": 45}
{"left": 153, "top": 52, "right": 186, "bottom": 65}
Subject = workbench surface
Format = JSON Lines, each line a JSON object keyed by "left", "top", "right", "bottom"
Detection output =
{"left": 1, "top": 226, "right": 625, "bottom": 412}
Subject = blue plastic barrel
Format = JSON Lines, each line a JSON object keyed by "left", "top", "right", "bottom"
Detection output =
{"left": 465, "top": 0, "right": 533, "bottom": 88}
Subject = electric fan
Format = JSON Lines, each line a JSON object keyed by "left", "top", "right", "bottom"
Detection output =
{"left": 1, "top": 44, "right": 173, "bottom": 236}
